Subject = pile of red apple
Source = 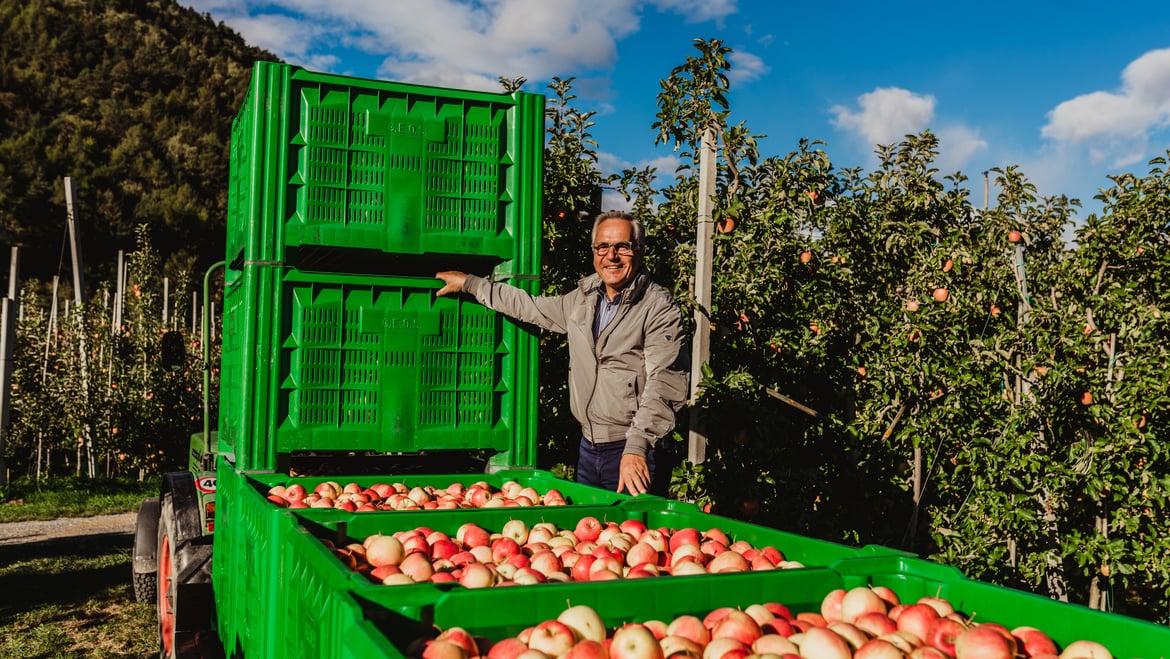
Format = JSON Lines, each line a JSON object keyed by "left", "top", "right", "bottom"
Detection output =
{"left": 265, "top": 479, "right": 568, "bottom": 511}
{"left": 408, "top": 590, "right": 1118, "bottom": 659}
{"left": 323, "top": 516, "right": 804, "bottom": 587}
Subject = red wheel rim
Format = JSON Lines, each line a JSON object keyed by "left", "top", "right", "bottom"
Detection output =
{"left": 158, "top": 534, "right": 175, "bottom": 656}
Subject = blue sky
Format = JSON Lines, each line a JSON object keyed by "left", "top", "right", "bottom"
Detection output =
{"left": 183, "top": 0, "right": 1170, "bottom": 219}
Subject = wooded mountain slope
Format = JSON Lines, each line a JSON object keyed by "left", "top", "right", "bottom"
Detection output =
{"left": 0, "top": 0, "right": 277, "bottom": 281}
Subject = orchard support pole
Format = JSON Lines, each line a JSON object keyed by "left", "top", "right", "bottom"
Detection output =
{"left": 0, "top": 247, "right": 18, "bottom": 485}
{"left": 65, "top": 177, "right": 95, "bottom": 478}
{"left": 687, "top": 127, "right": 717, "bottom": 465}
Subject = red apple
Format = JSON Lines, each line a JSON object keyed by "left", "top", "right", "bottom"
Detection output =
{"left": 854, "top": 611, "right": 897, "bottom": 637}
{"left": 399, "top": 552, "right": 435, "bottom": 582}
{"left": 611, "top": 624, "right": 664, "bottom": 659}
{"left": 527, "top": 620, "right": 577, "bottom": 657}
{"left": 953, "top": 625, "right": 1014, "bottom": 659}
{"left": 1010, "top": 626, "right": 1059, "bottom": 657}
{"left": 575, "top": 517, "right": 603, "bottom": 543}
{"left": 670, "top": 560, "right": 707, "bottom": 576}
{"left": 854, "top": 639, "right": 907, "bottom": 659}
{"left": 702, "top": 638, "right": 749, "bottom": 659}
{"left": 702, "top": 528, "right": 730, "bottom": 546}
{"left": 501, "top": 519, "right": 530, "bottom": 545}
{"left": 1057, "top": 639, "right": 1112, "bottom": 658}
{"left": 619, "top": 518, "right": 648, "bottom": 537}
{"left": 558, "top": 604, "right": 607, "bottom": 643}
{"left": 285, "top": 484, "right": 308, "bottom": 504}
{"left": 798, "top": 626, "right": 853, "bottom": 659}
{"left": 457, "top": 562, "right": 495, "bottom": 589}
{"left": 659, "top": 635, "right": 703, "bottom": 659}
{"left": 828, "top": 621, "right": 870, "bottom": 650}
{"left": 917, "top": 596, "right": 956, "bottom": 618}
{"left": 491, "top": 537, "right": 522, "bottom": 563}
{"left": 841, "top": 586, "right": 889, "bottom": 623}
{"left": 488, "top": 638, "right": 530, "bottom": 659}
{"left": 563, "top": 640, "right": 609, "bottom": 659}
{"left": 706, "top": 550, "right": 749, "bottom": 573}
{"left": 821, "top": 588, "right": 847, "bottom": 623}
{"left": 711, "top": 610, "right": 762, "bottom": 646}
{"left": 422, "top": 639, "right": 469, "bottom": 659}
{"left": 925, "top": 616, "right": 966, "bottom": 656}
{"left": 896, "top": 603, "right": 940, "bottom": 642}
{"left": 365, "top": 534, "right": 405, "bottom": 567}
{"left": 752, "top": 634, "right": 799, "bottom": 655}
{"left": 626, "top": 542, "right": 661, "bottom": 568}
{"left": 669, "top": 528, "right": 702, "bottom": 552}
{"left": 666, "top": 615, "right": 710, "bottom": 646}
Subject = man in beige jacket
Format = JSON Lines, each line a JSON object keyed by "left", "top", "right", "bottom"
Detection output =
{"left": 436, "top": 211, "right": 689, "bottom": 495}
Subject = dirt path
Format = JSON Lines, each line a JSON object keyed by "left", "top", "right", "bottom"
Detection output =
{"left": 0, "top": 511, "right": 137, "bottom": 546}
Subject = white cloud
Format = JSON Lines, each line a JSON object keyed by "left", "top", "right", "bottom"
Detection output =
{"left": 727, "top": 50, "right": 769, "bottom": 86}
{"left": 935, "top": 125, "right": 988, "bottom": 174}
{"left": 179, "top": 0, "right": 744, "bottom": 94}
{"left": 830, "top": 87, "right": 936, "bottom": 147}
{"left": 649, "top": 0, "right": 737, "bottom": 24}
{"left": 1042, "top": 48, "right": 1170, "bottom": 166}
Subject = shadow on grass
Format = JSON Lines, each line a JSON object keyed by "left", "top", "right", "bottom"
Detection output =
{"left": 0, "top": 531, "right": 136, "bottom": 622}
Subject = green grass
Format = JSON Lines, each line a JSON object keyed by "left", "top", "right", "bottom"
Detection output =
{"left": 0, "top": 477, "right": 161, "bottom": 656}
{"left": 0, "top": 533, "right": 158, "bottom": 657}
{"left": 0, "top": 476, "right": 160, "bottom": 522}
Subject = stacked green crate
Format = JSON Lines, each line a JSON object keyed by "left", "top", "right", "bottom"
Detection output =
{"left": 225, "top": 61, "right": 545, "bottom": 266}
{"left": 218, "top": 61, "right": 544, "bottom": 473}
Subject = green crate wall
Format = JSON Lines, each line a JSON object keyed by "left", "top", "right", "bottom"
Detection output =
{"left": 356, "top": 555, "right": 1170, "bottom": 658}
{"left": 226, "top": 61, "right": 544, "bottom": 265}
{"left": 217, "top": 268, "right": 539, "bottom": 472}
{"left": 212, "top": 460, "right": 300, "bottom": 658}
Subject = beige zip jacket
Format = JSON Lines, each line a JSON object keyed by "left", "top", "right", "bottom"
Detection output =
{"left": 462, "top": 269, "right": 689, "bottom": 458}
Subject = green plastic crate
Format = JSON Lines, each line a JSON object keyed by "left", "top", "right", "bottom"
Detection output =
{"left": 212, "top": 459, "right": 303, "bottom": 658}
{"left": 293, "top": 496, "right": 905, "bottom": 584}
{"left": 227, "top": 61, "right": 545, "bottom": 265}
{"left": 356, "top": 555, "right": 1170, "bottom": 659}
{"left": 217, "top": 269, "right": 540, "bottom": 471}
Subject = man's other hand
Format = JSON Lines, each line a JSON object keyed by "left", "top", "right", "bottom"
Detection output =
{"left": 617, "top": 454, "right": 650, "bottom": 495}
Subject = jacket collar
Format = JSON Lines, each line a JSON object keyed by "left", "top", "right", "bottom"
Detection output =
{"left": 578, "top": 267, "right": 651, "bottom": 303}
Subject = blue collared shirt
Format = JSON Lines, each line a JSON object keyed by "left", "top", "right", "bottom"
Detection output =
{"left": 593, "top": 288, "right": 623, "bottom": 339}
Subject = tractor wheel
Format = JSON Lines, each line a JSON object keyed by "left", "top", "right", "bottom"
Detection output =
{"left": 157, "top": 493, "right": 219, "bottom": 658}
{"left": 132, "top": 497, "right": 160, "bottom": 603}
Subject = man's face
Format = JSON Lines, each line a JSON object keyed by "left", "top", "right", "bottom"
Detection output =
{"left": 593, "top": 218, "right": 642, "bottom": 297}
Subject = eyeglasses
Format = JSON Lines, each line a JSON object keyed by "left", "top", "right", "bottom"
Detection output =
{"left": 592, "top": 241, "right": 637, "bottom": 256}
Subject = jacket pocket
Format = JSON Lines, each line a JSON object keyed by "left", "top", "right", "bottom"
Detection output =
{"left": 593, "top": 367, "right": 640, "bottom": 424}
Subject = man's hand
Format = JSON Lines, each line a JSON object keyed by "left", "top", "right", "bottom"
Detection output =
{"left": 435, "top": 271, "right": 468, "bottom": 297}
{"left": 617, "top": 454, "right": 650, "bottom": 495}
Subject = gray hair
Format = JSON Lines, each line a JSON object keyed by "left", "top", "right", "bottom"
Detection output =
{"left": 591, "top": 211, "right": 645, "bottom": 249}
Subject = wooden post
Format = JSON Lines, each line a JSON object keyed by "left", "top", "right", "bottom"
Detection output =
{"left": 0, "top": 247, "right": 17, "bottom": 485}
{"left": 64, "top": 177, "right": 95, "bottom": 478}
{"left": 687, "top": 126, "right": 717, "bottom": 465}
{"left": 113, "top": 250, "right": 124, "bottom": 335}
{"left": 163, "top": 276, "right": 169, "bottom": 325}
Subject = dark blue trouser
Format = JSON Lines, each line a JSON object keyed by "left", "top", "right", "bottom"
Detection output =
{"left": 577, "top": 437, "right": 656, "bottom": 494}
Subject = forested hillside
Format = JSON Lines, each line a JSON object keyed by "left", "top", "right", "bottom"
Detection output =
{"left": 0, "top": 0, "right": 277, "bottom": 282}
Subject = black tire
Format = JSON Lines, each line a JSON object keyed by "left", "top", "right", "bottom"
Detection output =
{"left": 157, "top": 493, "right": 220, "bottom": 659}
{"left": 133, "top": 497, "right": 160, "bottom": 604}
